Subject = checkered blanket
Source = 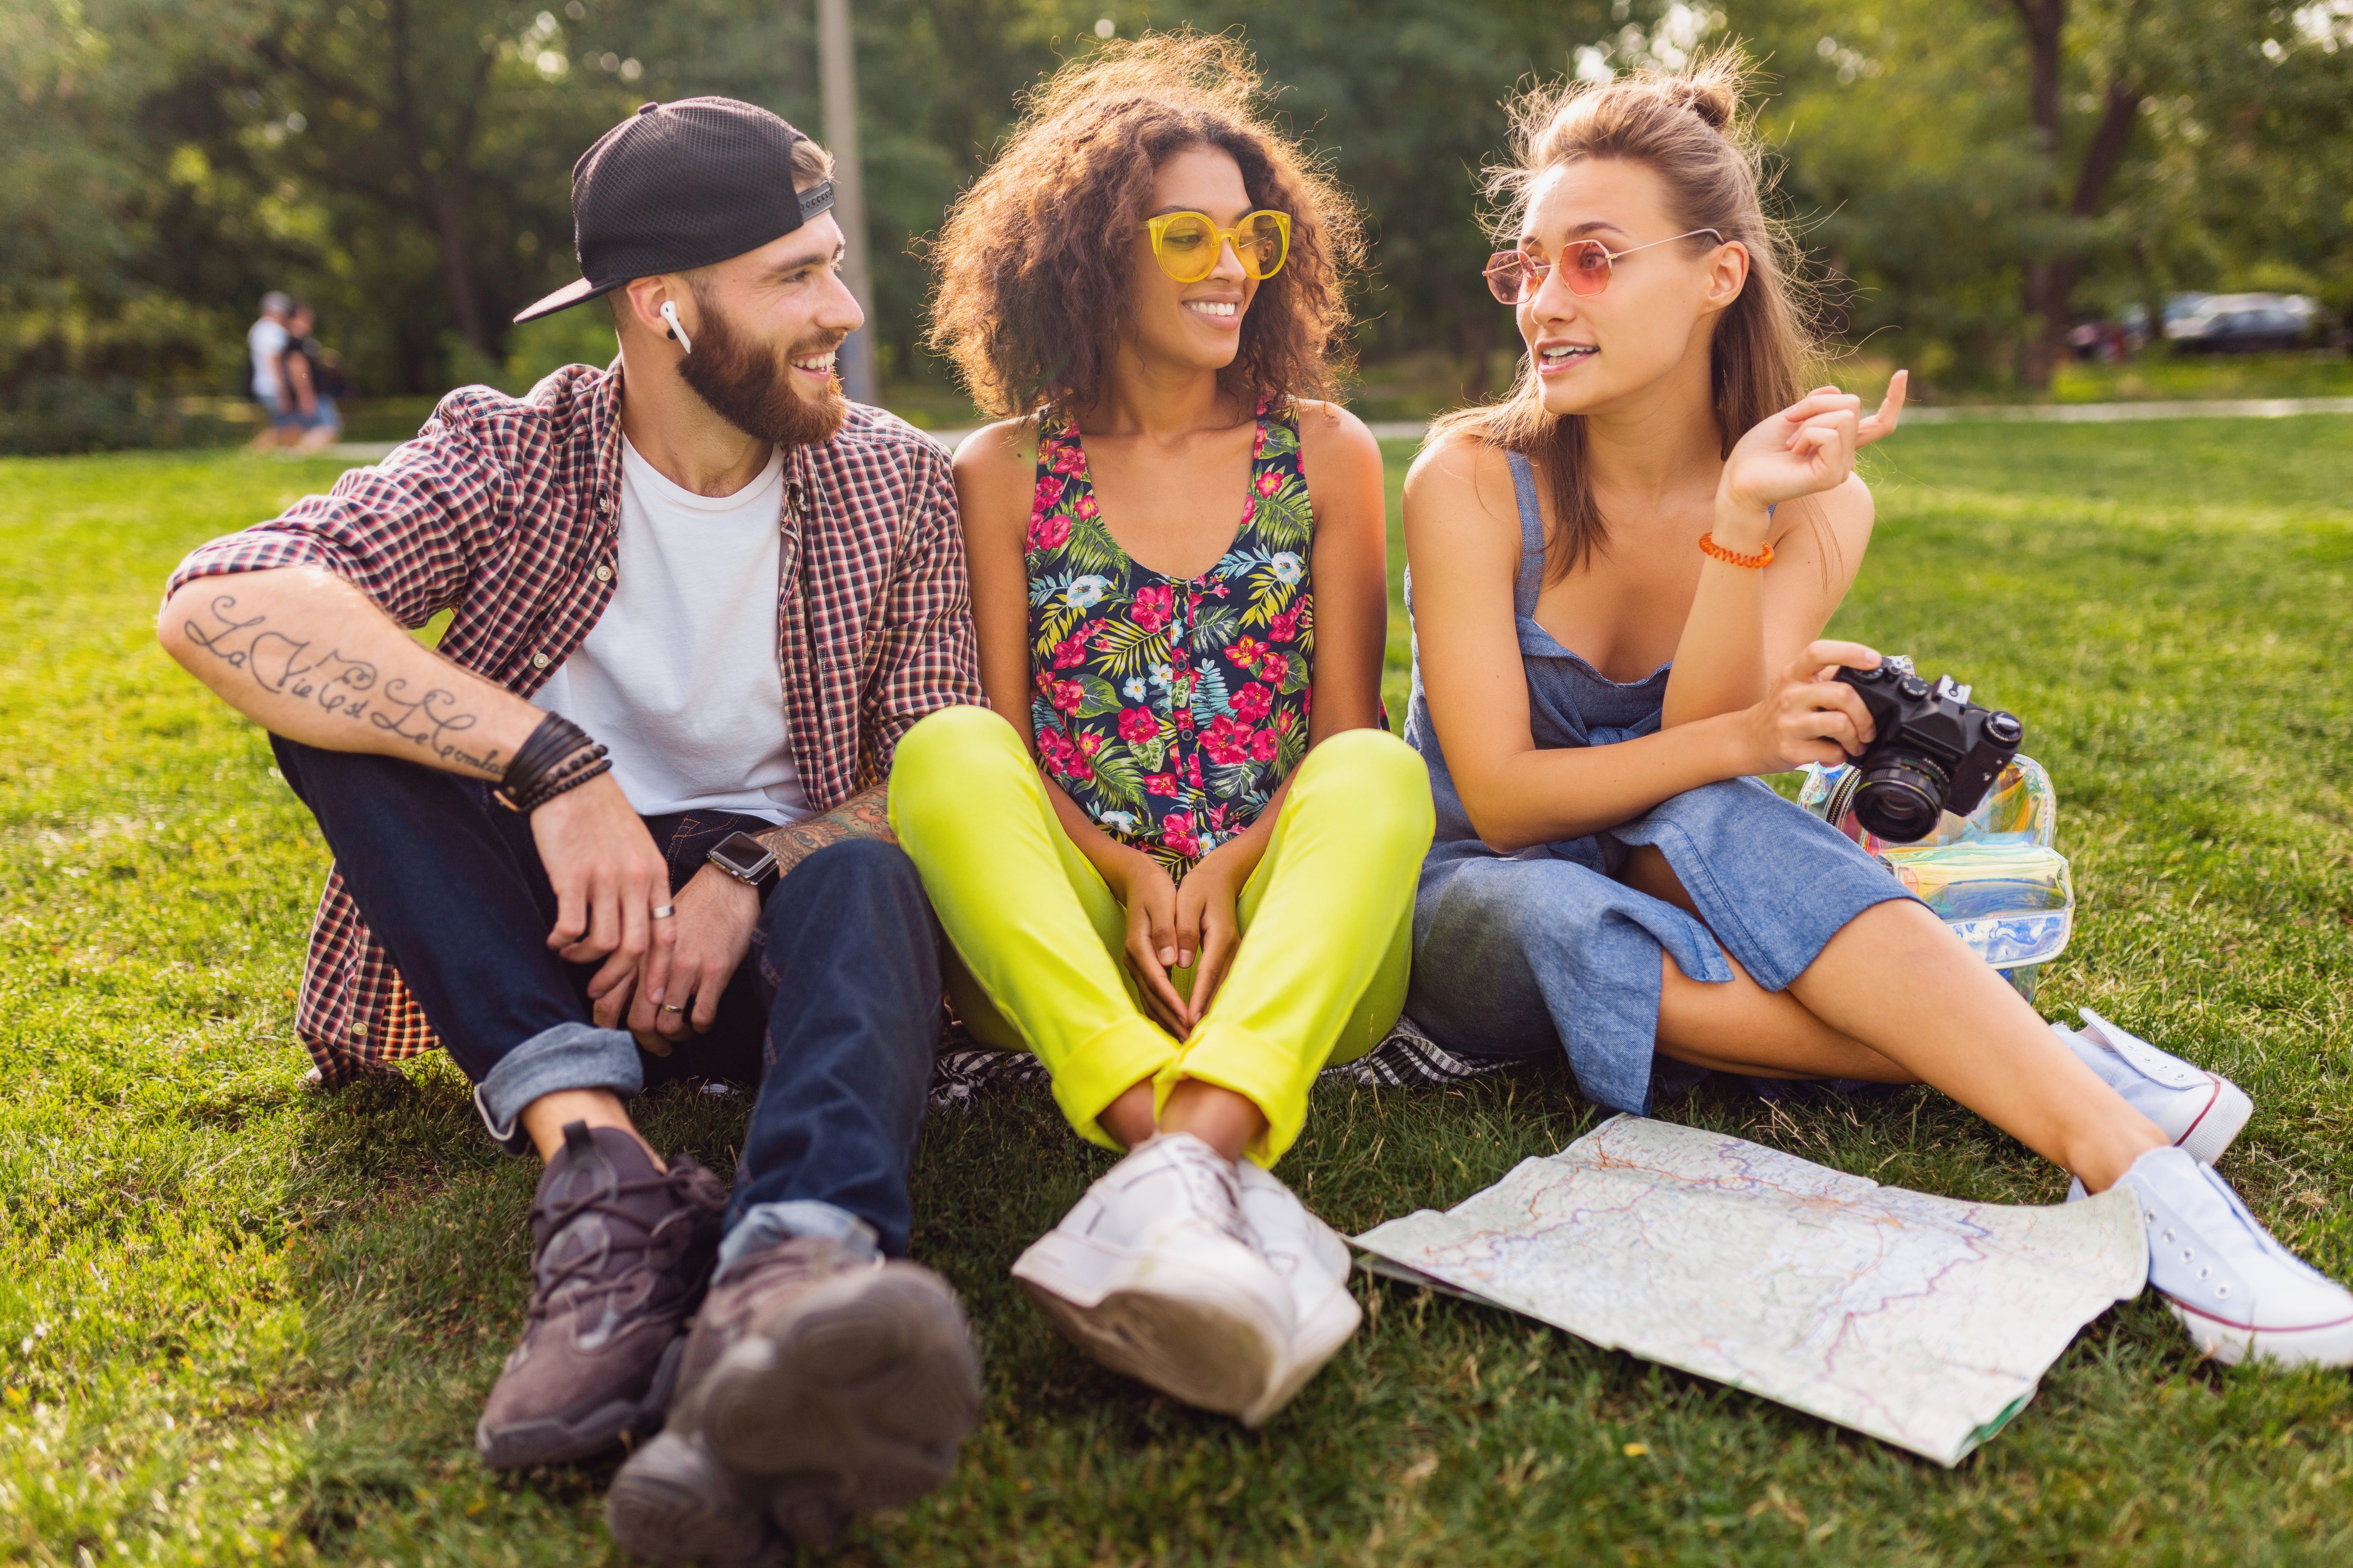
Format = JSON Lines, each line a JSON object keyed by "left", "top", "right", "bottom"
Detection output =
{"left": 925, "top": 1013, "right": 1528, "bottom": 1114}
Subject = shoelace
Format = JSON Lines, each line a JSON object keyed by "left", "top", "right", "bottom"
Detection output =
{"left": 1153, "top": 1137, "right": 1254, "bottom": 1246}
{"left": 527, "top": 1168, "right": 703, "bottom": 1324}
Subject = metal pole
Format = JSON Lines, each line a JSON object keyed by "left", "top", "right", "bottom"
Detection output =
{"left": 816, "top": 0, "right": 878, "bottom": 404}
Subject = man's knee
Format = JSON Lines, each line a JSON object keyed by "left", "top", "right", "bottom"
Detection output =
{"left": 757, "top": 837, "right": 931, "bottom": 947}
{"left": 268, "top": 731, "right": 474, "bottom": 816}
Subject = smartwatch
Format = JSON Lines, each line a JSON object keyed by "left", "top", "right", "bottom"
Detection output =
{"left": 707, "top": 831, "right": 780, "bottom": 898}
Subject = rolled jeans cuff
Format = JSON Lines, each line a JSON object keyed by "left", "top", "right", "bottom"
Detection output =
{"left": 717, "top": 1200, "right": 880, "bottom": 1280}
{"left": 472, "top": 1022, "right": 644, "bottom": 1155}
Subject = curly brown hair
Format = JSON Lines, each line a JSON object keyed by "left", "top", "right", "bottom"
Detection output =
{"left": 924, "top": 32, "right": 1363, "bottom": 419}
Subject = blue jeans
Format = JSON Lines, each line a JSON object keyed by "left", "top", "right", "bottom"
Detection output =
{"left": 272, "top": 737, "right": 940, "bottom": 1259}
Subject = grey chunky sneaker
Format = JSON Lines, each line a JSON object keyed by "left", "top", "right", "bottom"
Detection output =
{"left": 474, "top": 1122, "right": 727, "bottom": 1470}
{"left": 604, "top": 1234, "right": 982, "bottom": 1565}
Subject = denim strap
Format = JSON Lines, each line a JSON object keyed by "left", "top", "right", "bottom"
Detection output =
{"left": 1505, "top": 450, "right": 1546, "bottom": 618}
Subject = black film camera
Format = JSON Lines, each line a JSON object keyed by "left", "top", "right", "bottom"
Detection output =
{"left": 1830, "top": 665, "right": 2024, "bottom": 843}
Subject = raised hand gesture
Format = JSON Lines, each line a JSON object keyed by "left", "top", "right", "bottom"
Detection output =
{"left": 1718, "top": 371, "right": 1907, "bottom": 524}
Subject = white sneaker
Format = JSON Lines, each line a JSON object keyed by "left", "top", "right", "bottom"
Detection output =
{"left": 2058, "top": 1009, "right": 2251, "bottom": 1162}
{"left": 2058, "top": 1009, "right": 2252, "bottom": 1201}
{"left": 1233, "top": 1163, "right": 1363, "bottom": 1426}
{"left": 2119, "top": 1146, "right": 2353, "bottom": 1367}
{"left": 1011, "top": 1133, "right": 1294, "bottom": 1418}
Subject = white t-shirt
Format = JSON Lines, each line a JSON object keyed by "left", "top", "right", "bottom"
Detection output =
{"left": 249, "top": 317, "right": 290, "bottom": 401}
{"left": 535, "top": 437, "right": 809, "bottom": 824}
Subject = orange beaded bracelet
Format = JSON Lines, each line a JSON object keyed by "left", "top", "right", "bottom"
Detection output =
{"left": 1698, "top": 532, "right": 1773, "bottom": 569}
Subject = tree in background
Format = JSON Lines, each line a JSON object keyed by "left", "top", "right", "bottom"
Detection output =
{"left": 2122, "top": 3, "right": 2353, "bottom": 331}
{"left": 0, "top": 0, "right": 236, "bottom": 446}
{"left": 2, "top": 0, "right": 2347, "bottom": 445}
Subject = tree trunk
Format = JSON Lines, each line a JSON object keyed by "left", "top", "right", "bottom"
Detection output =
{"left": 2005, "top": 0, "right": 2146, "bottom": 388}
{"left": 1453, "top": 294, "right": 1497, "bottom": 401}
{"left": 2007, "top": 0, "right": 2066, "bottom": 387}
{"left": 385, "top": 0, "right": 492, "bottom": 354}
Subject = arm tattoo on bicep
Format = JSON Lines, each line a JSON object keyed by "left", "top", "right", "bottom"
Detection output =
{"left": 754, "top": 785, "right": 896, "bottom": 879}
{"left": 180, "top": 593, "right": 506, "bottom": 774}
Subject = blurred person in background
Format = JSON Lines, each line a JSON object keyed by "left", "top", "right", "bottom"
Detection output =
{"left": 276, "top": 301, "right": 345, "bottom": 453}
{"left": 245, "top": 290, "right": 295, "bottom": 450}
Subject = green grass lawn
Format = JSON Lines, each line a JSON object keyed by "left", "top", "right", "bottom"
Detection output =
{"left": 3, "top": 417, "right": 2351, "bottom": 1565}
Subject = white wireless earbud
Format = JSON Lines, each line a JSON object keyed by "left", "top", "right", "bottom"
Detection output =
{"left": 659, "top": 299, "right": 693, "bottom": 355}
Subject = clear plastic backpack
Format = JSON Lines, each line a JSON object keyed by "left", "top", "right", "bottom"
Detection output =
{"left": 1796, "top": 660, "right": 2073, "bottom": 1002}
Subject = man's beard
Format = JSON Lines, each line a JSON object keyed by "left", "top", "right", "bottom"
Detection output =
{"left": 676, "top": 295, "right": 848, "bottom": 447}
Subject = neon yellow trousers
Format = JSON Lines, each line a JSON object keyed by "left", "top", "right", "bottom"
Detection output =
{"left": 888, "top": 705, "right": 1434, "bottom": 1167}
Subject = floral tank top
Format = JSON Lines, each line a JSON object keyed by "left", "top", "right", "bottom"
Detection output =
{"left": 1025, "top": 399, "right": 1315, "bottom": 880}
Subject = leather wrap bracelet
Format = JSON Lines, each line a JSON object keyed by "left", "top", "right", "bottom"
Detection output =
{"left": 505, "top": 751, "right": 610, "bottom": 814}
{"left": 497, "top": 713, "right": 611, "bottom": 814}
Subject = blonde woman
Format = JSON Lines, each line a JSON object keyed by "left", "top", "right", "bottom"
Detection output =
{"left": 1402, "top": 54, "right": 2351, "bottom": 1367}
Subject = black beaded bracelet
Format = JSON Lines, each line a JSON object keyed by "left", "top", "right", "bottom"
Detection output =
{"left": 508, "top": 747, "right": 607, "bottom": 808}
{"left": 503, "top": 713, "right": 594, "bottom": 794}
{"left": 507, "top": 751, "right": 612, "bottom": 815}
{"left": 499, "top": 713, "right": 597, "bottom": 811}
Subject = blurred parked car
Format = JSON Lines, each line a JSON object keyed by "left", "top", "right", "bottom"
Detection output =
{"left": 2163, "top": 293, "right": 2323, "bottom": 354}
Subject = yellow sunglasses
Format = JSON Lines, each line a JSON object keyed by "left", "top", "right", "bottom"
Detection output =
{"left": 1142, "top": 210, "right": 1292, "bottom": 283}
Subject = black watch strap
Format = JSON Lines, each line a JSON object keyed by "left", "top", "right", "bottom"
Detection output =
{"left": 708, "top": 830, "right": 780, "bottom": 895}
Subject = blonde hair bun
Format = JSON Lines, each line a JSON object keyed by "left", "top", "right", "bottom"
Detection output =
{"left": 1663, "top": 66, "right": 1739, "bottom": 131}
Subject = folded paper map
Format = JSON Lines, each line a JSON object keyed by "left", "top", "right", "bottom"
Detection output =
{"left": 1352, "top": 1115, "right": 2147, "bottom": 1465}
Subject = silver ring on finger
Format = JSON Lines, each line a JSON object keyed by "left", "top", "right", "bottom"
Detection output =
{"left": 651, "top": 904, "right": 676, "bottom": 920}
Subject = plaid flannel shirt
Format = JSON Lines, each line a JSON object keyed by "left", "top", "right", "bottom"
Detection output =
{"left": 165, "top": 362, "right": 983, "bottom": 1084}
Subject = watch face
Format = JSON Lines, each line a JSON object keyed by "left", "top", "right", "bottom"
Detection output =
{"left": 712, "top": 831, "right": 774, "bottom": 878}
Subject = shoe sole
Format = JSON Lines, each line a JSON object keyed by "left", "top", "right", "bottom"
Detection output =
{"left": 605, "top": 1431, "right": 781, "bottom": 1568}
{"left": 2166, "top": 1298, "right": 2353, "bottom": 1369}
{"left": 607, "top": 1266, "right": 979, "bottom": 1562}
{"left": 710, "top": 1266, "right": 981, "bottom": 1526}
{"left": 476, "top": 1330, "right": 689, "bottom": 1471}
{"left": 1239, "top": 1279, "right": 1363, "bottom": 1429}
{"left": 1014, "top": 1231, "right": 1287, "bottom": 1417}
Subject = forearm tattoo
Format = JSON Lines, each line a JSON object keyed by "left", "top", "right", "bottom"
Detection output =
{"left": 180, "top": 593, "right": 506, "bottom": 775}
{"left": 756, "top": 784, "right": 895, "bottom": 879}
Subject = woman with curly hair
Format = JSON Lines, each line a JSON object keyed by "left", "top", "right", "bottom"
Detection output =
{"left": 889, "top": 34, "right": 1433, "bottom": 1422}
{"left": 1403, "top": 52, "right": 2353, "bottom": 1367}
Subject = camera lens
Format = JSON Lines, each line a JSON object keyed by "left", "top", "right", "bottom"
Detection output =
{"left": 1853, "top": 753, "right": 1950, "bottom": 842}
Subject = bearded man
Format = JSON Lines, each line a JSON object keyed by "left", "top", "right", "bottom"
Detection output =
{"left": 157, "top": 99, "right": 983, "bottom": 1560}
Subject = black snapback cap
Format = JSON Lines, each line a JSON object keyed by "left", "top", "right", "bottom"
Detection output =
{"left": 513, "top": 96, "right": 836, "bottom": 324}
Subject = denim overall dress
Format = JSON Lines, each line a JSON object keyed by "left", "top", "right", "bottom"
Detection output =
{"left": 1402, "top": 451, "right": 1916, "bottom": 1114}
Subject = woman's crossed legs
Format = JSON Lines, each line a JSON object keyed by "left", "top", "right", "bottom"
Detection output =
{"left": 1621, "top": 843, "right": 2166, "bottom": 1191}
